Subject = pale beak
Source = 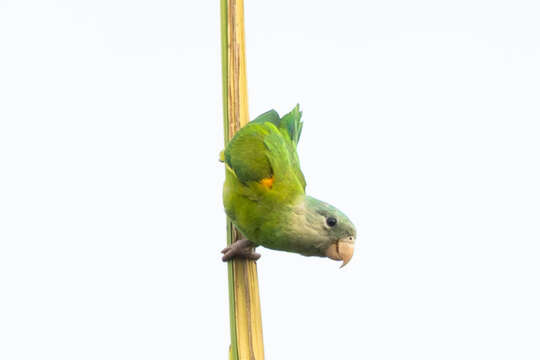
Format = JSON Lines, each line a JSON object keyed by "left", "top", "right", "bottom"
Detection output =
{"left": 325, "top": 236, "right": 355, "bottom": 268}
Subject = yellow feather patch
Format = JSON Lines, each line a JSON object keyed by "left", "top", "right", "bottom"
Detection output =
{"left": 225, "top": 164, "right": 237, "bottom": 178}
{"left": 260, "top": 176, "right": 274, "bottom": 189}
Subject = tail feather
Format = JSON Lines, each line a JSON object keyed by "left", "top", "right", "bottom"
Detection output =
{"left": 250, "top": 105, "right": 303, "bottom": 145}
{"left": 251, "top": 109, "right": 280, "bottom": 127}
{"left": 279, "top": 104, "right": 303, "bottom": 145}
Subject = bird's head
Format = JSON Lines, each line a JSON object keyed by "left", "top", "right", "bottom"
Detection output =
{"left": 292, "top": 196, "right": 356, "bottom": 267}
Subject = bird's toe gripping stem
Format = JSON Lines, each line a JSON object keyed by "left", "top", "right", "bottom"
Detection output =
{"left": 221, "top": 238, "right": 261, "bottom": 262}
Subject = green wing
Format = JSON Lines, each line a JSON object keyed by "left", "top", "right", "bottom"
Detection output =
{"left": 224, "top": 105, "right": 306, "bottom": 195}
{"left": 224, "top": 123, "right": 274, "bottom": 184}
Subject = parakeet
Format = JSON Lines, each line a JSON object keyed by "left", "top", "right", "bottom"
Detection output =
{"left": 221, "top": 105, "right": 356, "bottom": 267}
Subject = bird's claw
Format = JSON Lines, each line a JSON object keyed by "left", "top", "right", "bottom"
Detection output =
{"left": 221, "top": 239, "right": 261, "bottom": 262}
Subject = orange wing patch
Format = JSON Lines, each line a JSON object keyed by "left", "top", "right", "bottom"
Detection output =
{"left": 260, "top": 176, "right": 274, "bottom": 189}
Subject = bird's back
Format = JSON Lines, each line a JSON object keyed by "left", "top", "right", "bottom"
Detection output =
{"left": 222, "top": 106, "right": 306, "bottom": 241}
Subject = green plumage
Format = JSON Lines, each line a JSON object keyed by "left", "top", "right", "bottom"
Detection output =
{"left": 223, "top": 105, "right": 355, "bottom": 259}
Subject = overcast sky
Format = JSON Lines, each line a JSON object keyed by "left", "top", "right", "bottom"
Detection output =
{"left": 1, "top": 0, "right": 539, "bottom": 359}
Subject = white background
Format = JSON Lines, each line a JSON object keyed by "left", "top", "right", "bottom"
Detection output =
{"left": 1, "top": 0, "right": 539, "bottom": 359}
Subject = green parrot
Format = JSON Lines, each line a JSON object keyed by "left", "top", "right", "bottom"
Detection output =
{"left": 221, "top": 105, "right": 356, "bottom": 267}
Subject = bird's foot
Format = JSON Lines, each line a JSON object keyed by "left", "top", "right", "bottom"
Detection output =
{"left": 221, "top": 238, "right": 261, "bottom": 262}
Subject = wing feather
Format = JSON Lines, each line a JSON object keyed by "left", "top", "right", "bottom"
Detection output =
{"left": 224, "top": 106, "right": 307, "bottom": 198}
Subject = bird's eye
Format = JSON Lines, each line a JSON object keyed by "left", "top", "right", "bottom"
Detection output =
{"left": 326, "top": 217, "right": 337, "bottom": 227}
